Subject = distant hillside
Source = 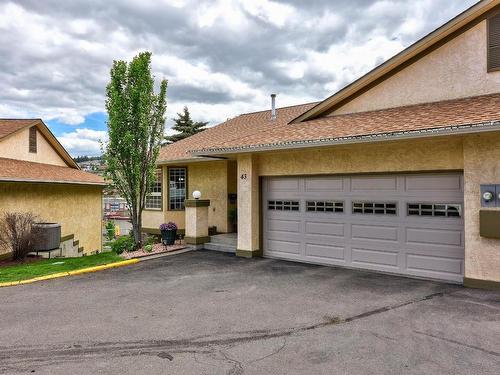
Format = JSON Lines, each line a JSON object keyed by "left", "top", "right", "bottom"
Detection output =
{"left": 74, "top": 155, "right": 103, "bottom": 163}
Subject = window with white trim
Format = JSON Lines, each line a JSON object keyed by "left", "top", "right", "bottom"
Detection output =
{"left": 145, "top": 168, "right": 162, "bottom": 210}
{"left": 169, "top": 167, "right": 187, "bottom": 210}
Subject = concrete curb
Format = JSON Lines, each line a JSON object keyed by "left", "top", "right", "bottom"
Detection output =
{"left": 132, "top": 247, "right": 193, "bottom": 261}
{"left": 0, "top": 259, "right": 139, "bottom": 288}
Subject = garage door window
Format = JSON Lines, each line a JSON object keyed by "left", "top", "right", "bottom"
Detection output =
{"left": 307, "top": 201, "right": 343, "bottom": 213}
{"left": 352, "top": 202, "right": 397, "bottom": 215}
{"left": 407, "top": 203, "right": 461, "bottom": 217}
{"left": 268, "top": 200, "right": 300, "bottom": 211}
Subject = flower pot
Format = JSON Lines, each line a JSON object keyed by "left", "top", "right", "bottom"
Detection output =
{"left": 161, "top": 229, "right": 177, "bottom": 246}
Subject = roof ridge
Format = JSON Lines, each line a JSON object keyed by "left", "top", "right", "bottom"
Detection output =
{"left": 238, "top": 101, "right": 321, "bottom": 116}
{"left": 0, "top": 118, "right": 42, "bottom": 121}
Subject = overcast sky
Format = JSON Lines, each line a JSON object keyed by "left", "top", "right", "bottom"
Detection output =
{"left": 0, "top": 0, "right": 477, "bottom": 156}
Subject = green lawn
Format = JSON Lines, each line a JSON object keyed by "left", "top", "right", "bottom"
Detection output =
{"left": 0, "top": 252, "right": 123, "bottom": 283}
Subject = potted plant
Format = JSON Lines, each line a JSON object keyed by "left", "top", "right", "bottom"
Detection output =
{"left": 160, "top": 222, "right": 177, "bottom": 246}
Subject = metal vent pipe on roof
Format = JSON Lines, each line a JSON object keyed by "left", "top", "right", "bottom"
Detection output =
{"left": 271, "top": 94, "right": 277, "bottom": 120}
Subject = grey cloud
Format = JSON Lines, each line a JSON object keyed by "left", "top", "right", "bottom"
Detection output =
{"left": 2, "top": 0, "right": 478, "bottom": 131}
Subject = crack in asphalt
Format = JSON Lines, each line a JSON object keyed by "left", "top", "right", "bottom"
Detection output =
{"left": 413, "top": 331, "right": 500, "bottom": 357}
{"left": 247, "top": 337, "right": 287, "bottom": 365}
{"left": 0, "top": 290, "right": 453, "bottom": 373}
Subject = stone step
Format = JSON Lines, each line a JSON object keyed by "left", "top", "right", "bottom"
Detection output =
{"left": 209, "top": 234, "right": 237, "bottom": 246}
{"left": 204, "top": 242, "right": 236, "bottom": 253}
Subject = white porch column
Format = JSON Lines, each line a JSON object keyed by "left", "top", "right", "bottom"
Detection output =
{"left": 236, "top": 154, "right": 261, "bottom": 257}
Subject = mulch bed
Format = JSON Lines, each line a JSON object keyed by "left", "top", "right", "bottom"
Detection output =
{"left": 120, "top": 242, "right": 187, "bottom": 259}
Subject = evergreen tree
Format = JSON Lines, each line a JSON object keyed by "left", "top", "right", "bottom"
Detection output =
{"left": 165, "top": 106, "right": 207, "bottom": 143}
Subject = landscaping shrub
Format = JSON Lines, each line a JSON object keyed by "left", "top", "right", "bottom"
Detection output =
{"left": 144, "top": 244, "right": 153, "bottom": 253}
{"left": 144, "top": 235, "right": 158, "bottom": 246}
{"left": 0, "top": 212, "right": 44, "bottom": 261}
{"left": 105, "top": 221, "right": 115, "bottom": 241}
{"left": 111, "top": 235, "right": 135, "bottom": 254}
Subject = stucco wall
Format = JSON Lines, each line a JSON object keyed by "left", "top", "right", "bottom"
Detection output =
{"left": 142, "top": 209, "right": 164, "bottom": 231}
{"left": 335, "top": 21, "right": 500, "bottom": 115}
{"left": 0, "top": 182, "right": 102, "bottom": 255}
{"left": 142, "top": 161, "right": 233, "bottom": 233}
{"left": 0, "top": 127, "right": 67, "bottom": 166}
{"left": 257, "top": 137, "right": 464, "bottom": 176}
{"left": 237, "top": 154, "right": 260, "bottom": 252}
{"left": 463, "top": 132, "right": 500, "bottom": 282}
{"left": 188, "top": 161, "right": 230, "bottom": 233}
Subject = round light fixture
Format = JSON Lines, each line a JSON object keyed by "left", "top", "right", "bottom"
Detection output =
{"left": 192, "top": 190, "right": 202, "bottom": 200}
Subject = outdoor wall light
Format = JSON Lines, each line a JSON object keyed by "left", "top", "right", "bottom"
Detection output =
{"left": 193, "top": 190, "right": 202, "bottom": 200}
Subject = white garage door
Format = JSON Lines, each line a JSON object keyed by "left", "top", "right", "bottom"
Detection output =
{"left": 262, "top": 173, "right": 465, "bottom": 283}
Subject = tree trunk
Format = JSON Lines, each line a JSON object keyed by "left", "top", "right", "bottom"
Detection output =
{"left": 131, "top": 209, "right": 142, "bottom": 249}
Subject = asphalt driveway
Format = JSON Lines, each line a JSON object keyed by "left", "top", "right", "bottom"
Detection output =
{"left": 0, "top": 250, "right": 499, "bottom": 374}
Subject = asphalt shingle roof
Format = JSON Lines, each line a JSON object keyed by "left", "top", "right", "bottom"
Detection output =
{"left": 0, "top": 119, "right": 40, "bottom": 140}
{"left": 159, "top": 93, "right": 500, "bottom": 161}
{"left": 0, "top": 158, "right": 105, "bottom": 185}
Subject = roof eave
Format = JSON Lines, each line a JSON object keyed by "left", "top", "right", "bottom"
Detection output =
{"left": 0, "top": 177, "right": 105, "bottom": 186}
{"left": 156, "top": 156, "right": 229, "bottom": 165}
{"left": 191, "top": 120, "right": 500, "bottom": 156}
{"left": 35, "top": 120, "right": 80, "bottom": 169}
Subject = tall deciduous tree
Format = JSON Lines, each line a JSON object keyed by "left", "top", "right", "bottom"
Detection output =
{"left": 165, "top": 106, "right": 207, "bottom": 143}
{"left": 105, "top": 52, "right": 167, "bottom": 247}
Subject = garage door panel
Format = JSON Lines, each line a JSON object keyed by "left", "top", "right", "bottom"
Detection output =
{"left": 266, "top": 239, "right": 301, "bottom": 255}
{"left": 351, "top": 176, "right": 398, "bottom": 191}
{"left": 263, "top": 173, "right": 464, "bottom": 283}
{"left": 405, "top": 175, "right": 462, "bottom": 192}
{"left": 351, "top": 247, "right": 399, "bottom": 268}
{"left": 406, "top": 253, "right": 463, "bottom": 275}
{"left": 304, "top": 177, "right": 344, "bottom": 192}
{"left": 406, "top": 227, "right": 462, "bottom": 247}
{"left": 267, "top": 218, "right": 301, "bottom": 233}
{"left": 351, "top": 224, "right": 399, "bottom": 242}
{"left": 267, "top": 178, "right": 300, "bottom": 192}
{"left": 403, "top": 244, "right": 463, "bottom": 259}
{"left": 305, "top": 221, "right": 345, "bottom": 237}
{"left": 305, "top": 243, "right": 345, "bottom": 261}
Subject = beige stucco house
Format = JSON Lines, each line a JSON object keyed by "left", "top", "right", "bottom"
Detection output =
{"left": 143, "top": 0, "right": 500, "bottom": 288}
{"left": 0, "top": 119, "right": 105, "bottom": 258}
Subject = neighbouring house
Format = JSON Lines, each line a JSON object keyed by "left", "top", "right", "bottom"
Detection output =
{"left": 143, "top": 1, "right": 500, "bottom": 288}
{"left": 0, "top": 119, "right": 105, "bottom": 258}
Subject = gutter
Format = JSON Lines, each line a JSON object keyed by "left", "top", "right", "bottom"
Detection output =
{"left": 156, "top": 155, "right": 229, "bottom": 165}
{"left": 191, "top": 120, "right": 500, "bottom": 156}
